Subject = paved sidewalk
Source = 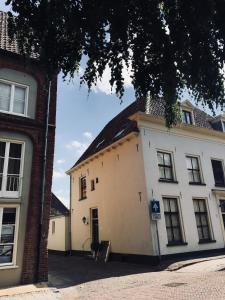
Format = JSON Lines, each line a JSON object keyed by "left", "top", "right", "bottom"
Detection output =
{"left": 1, "top": 253, "right": 225, "bottom": 299}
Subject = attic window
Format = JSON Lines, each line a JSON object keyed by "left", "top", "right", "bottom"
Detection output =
{"left": 182, "top": 110, "right": 193, "bottom": 125}
{"left": 114, "top": 128, "right": 126, "bottom": 139}
{"left": 96, "top": 140, "right": 105, "bottom": 149}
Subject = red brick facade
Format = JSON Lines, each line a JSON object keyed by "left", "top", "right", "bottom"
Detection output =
{"left": 0, "top": 52, "right": 57, "bottom": 284}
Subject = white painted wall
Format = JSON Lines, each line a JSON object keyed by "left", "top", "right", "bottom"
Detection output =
{"left": 48, "top": 216, "right": 69, "bottom": 252}
{"left": 140, "top": 120, "right": 225, "bottom": 256}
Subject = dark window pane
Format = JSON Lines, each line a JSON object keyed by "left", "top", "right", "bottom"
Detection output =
{"left": 0, "top": 157, "right": 4, "bottom": 173}
{"left": 0, "top": 245, "right": 13, "bottom": 264}
{"left": 7, "top": 159, "right": 20, "bottom": 175}
{"left": 9, "top": 144, "right": 22, "bottom": 159}
{"left": 211, "top": 160, "right": 225, "bottom": 186}
{"left": 92, "top": 209, "right": 98, "bottom": 219}
{"left": 0, "top": 142, "right": 6, "bottom": 157}
{"left": 2, "top": 208, "right": 16, "bottom": 224}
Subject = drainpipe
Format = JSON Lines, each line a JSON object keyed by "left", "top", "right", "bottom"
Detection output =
{"left": 69, "top": 175, "right": 72, "bottom": 255}
{"left": 38, "top": 79, "right": 52, "bottom": 282}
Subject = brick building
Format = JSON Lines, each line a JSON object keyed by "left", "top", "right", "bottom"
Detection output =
{"left": 0, "top": 11, "right": 57, "bottom": 287}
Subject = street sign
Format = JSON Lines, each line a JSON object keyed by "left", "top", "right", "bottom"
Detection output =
{"left": 151, "top": 200, "right": 161, "bottom": 220}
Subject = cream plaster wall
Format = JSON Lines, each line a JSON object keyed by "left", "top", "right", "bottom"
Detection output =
{"left": 48, "top": 216, "right": 69, "bottom": 252}
{"left": 140, "top": 121, "right": 225, "bottom": 256}
{"left": 70, "top": 136, "right": 154, "bottom": 256}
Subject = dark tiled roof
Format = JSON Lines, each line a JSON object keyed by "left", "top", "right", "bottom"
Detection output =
{"left": 0, "top": 11, "right": 19, "bottom": 54}
{"left": 51, "top": 193, "right": 69, "bottom": 216}
{"left": 72, "top": 98, "right": 216, "bottom": 168}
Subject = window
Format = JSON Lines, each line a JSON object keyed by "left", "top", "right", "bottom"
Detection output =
{"left": 0, "top": 141, "right": 23, "bottom": 198}
{"left": 182, "top": 110, "right": 193, "bottom": 124}
{"left": 52, "top": 221, "right": 55, "bottom": 234}
{"left": 0, "top": 80, "right": 28, "bottom": 116}
{"left": 0, "top": 207, "right": 18, "bottom": 266}
{"left": 211, "top": 159, "right": 225, "bottom": 187}
{"left": 186, "top": 156, "right": 202, "bottom": 183}
{"left": 91, "top": 179, "right": 95, "bottom": 191}
{"left": 157, "top": 151, "right": 174, "bottom": 181}
{"left": 80, "top": 176, "right": 87, "bottom": 199}
{"left": 163, "top": 198, "right": 183, "bottom": 245}
{"left": 193, "top": 199, "right": 211, "bottom": 242}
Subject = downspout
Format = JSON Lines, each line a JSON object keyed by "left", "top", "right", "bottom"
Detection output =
{"left": 69, "top": 174, "right": 72, "bottom": 255}
{"left": 38, "top": 79, "right": 52, "bottom": 281}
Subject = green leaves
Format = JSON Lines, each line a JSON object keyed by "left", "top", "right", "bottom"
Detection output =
{"left": 6, "top": 0, "right": 225, "bottom": 126}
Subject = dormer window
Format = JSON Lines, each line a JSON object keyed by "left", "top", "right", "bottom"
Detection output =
{"left": 0, "top": 80, "right": 28, "bottom": 116}
{"left": 182, "top": 110, "right": 193, "bottom": 124}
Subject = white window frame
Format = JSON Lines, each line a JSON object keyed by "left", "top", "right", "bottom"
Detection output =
{"left": 0, "top": 139, "right": 25, "bottom": 198}
{"left": 185, "top": 154, "right": 204, "bottom": 184}
{"left": 156, "top": 149, "right": 177, "bottom": 182}
{"left": 0, "top": 205, "right": 20, "bottom": 268}
{"left": 0, "top": 79, "right": 29, "bottom": 117}
{"left": 181, "top": 108, "right": 195, "bottom": 125}
{"left": 193, "top": 198, "right": 215, "bottom": 242}
{"left": 162, "top": 196, "right": 186, "bottom": 245}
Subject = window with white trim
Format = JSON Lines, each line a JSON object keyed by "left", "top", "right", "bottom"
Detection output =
{"left": 182, "top": 110, "right": 193, "bottom": 124}
{"left": 0, "top": 141, "right": 24, "bottom": 198}
{"left": 0, "top": 80, "right": 28, "bottom": 116}
{"left": 0, "top": 207, "right": 18, "bottom": 266}
{"left": 186, "top": 156, "right": 202, "bottom": 184}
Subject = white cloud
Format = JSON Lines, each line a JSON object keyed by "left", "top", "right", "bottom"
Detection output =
{"left": 53, "top": 169, "right": 66, "bottom": 179}
{"left": 66, "top": 140, "right": 89, "bottom": 156}
{"left": 92, "top": 64, "right": 133, "bottom": 95}
{"left": 56, "top": 159, "right": 66, "bottom": 164}
{"left": 66, "top": 131, "right": 93, "bottom": 156}
{"left": 83, "top": 131, "right": 93, "bottom": 140}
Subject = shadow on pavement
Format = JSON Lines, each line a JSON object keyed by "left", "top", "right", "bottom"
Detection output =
{"left": 48, "top": 254, "right": 163, "bottom": 289}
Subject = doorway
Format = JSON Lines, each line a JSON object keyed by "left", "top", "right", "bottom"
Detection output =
{"left": 219, "top": 200, "right": 225, "bottom": 230}
{"left": 91, "top": 208, "right": 99, "bottom": 244}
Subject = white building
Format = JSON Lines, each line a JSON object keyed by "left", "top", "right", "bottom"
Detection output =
{"left": 67, "top": 99, "right": 225, "bottom": 263}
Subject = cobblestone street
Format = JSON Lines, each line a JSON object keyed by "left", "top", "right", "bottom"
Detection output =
{"left": 1, "top": 254, "right": 225, "bottom": 299}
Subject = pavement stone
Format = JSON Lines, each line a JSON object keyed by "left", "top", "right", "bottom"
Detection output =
{"left": 1, "top": 254, "right": 225, "bottom": 299}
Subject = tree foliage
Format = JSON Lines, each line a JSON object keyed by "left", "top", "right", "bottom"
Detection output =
{"left": 6, "top": 0, "right": 225, "bottom": 126}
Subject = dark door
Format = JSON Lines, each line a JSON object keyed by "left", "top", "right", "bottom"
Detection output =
{"left": 91, "top": 208, "right": 99, "bottom": 244}
{"left": 219, "top": 200, "right": 225, "bottom": 230}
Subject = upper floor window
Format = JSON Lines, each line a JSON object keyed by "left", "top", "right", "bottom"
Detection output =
{"left": 211, "top": 159, "right": 225, "bottom": 187}
{"left": 80, "top": 176, "right": 87, "bottom": 200}
{"left": 0, "top": 80, "right": 28, "bottom": 116}
{"left": 0, "top": 141, "right": 23, "bottom": 198}
{"left": 0, "top": 207, "right": 18, "bottom": 266}
{"left": 157, "top": 151, "right": 174, "bottom": 181}
{"left": 186, "top": 156, "right": 202, "bottom": 184}
{"left": 182, "top": 110, "right": 193, "bottom": 124}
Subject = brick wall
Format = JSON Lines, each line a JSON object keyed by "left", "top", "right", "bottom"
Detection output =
{"left": 0, "top": 53, "right": 57, "bottom": 284}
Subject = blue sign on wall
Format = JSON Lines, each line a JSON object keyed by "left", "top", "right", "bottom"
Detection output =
{"left": 151, "top": 200, "right": 160, "bottom": 214}
{"left": 151, "top": 200, "right": 161, "bottom": 220}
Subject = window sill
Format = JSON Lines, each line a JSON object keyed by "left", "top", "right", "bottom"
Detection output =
{"left": 198, "top": 239, "right": 216, "bottom": 244}
{"left": 159, "top": 179, "right": 178, "bottom": 184}
{"left": 189, "top": 182, "right": 206, "bottom": 186}
{"left": 0, "top": 265, "right": 19, "bottom": 270}
{"left": 215, "top": 184, "right": 225, "bottom": 188}
{"left": 167, "top": 242, "right": 188, "bottom": 247}
{"left": 79, "top": 197, "right": 87, "bottom": 201}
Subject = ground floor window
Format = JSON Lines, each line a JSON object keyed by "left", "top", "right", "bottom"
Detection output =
{"left": 193, "top": 199, "right": 211, "bottom": 242}
{"left": 163, "top": 197, "right": 183, "bottom": 245}
{"left": 0, "top": 207, "right": 18, "bottom": 266}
